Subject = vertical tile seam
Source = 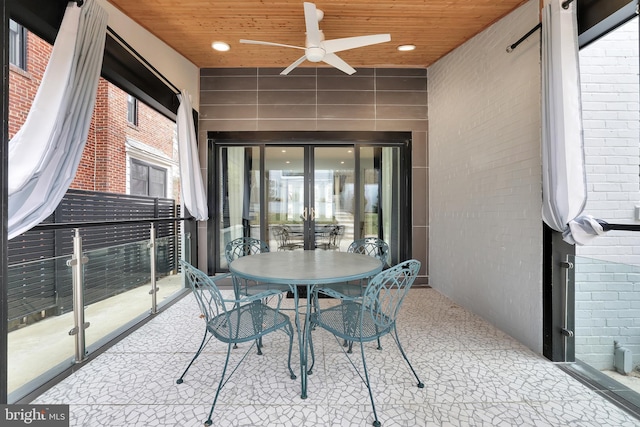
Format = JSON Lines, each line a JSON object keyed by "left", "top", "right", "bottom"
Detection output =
{"left": 255, "top": 68, "right": 259, "bottom": 123}
{"left": 375, "top": 68, "right": 379, "bottom": 131}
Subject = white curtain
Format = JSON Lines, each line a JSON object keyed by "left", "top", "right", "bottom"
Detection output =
{"left": 8, "top": 0, "right": 108, "bottom": 240}
{"left": 541, "top": 0, "right": 603, "bottom": 245}
{"left": 226, "top": 147, "right": 244, "bottom": 238}
{"left": 382, "top": 147, "right": 393, "bottom": 248}
{"left": 176, "top": 89, "right": 208, "bottom": 220}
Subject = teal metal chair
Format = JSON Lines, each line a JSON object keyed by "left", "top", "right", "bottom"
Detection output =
{"left": 225, "top": 237, "right": 275, "bottom": 297}
{"left": 309, "top": 259, "right": 424, "bottom": 427}
{"left": 224, "top": 236, "right": 269, "bottom": 264}
{"left": 347, "top": 237, "right": 389, "bottom": 267}
{"left": 177, "top": 260, "right": 296, "bottom": 427}
{"left": 224, "top": 237, "right": 289, "bottom": 349}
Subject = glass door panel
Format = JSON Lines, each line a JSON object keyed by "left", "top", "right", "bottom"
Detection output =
{"left": 214, "top": 137, "right": 409, "bottom": 271}
{"left": 359, "top": 146, "right": 402, "bottom": 265}
{"left": 313, "top": 147, "right": 355, "bottom": 251}
{"left": 265, "top": 147, "right": 306, "bottom": 251}
{"left": 218, "top": 146, "right": 261, "bottom": 269}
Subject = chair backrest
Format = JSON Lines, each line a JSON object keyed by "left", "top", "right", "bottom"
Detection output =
{"left": 331, "top": 225, "right": 345, "bottom": 247}
{"left": 225, "top": 237, "right": 269, "bottom": 264}
{"left": 347, "top": 237, "right": 389, "bottom": 264}
{"left": 180, "top": 260, "right": 229, "bottom": 324}
{"left": 271, "top": 225, "right": 296, "bottom": 250}
{"left": 362, "top": 259, "right": 421, "bottom": 329}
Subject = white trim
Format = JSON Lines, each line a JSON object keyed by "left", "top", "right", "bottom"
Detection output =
{"left": 125, "top": 137, "right": 177, "bottom": 199}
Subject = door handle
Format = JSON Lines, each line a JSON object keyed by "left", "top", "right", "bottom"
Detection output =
{"left": 310, "top": 207, "right": 316, "bottom": 221}
{"left": 302, "top": 207, "right": 308, "bottom": 221}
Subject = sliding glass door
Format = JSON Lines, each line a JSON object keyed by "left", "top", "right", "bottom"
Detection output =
{"left": 210, "top": 132, "right": 411, "bottom": 272}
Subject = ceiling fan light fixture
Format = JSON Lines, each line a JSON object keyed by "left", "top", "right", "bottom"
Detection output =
{"left": 306, "top": 46, "right": 325, "bottom": 62}
{"left": 212, "top": 41, "right": 230, "bottom": 52}
{"left": 397, "top": 44, "right": 416, "bottom": 52}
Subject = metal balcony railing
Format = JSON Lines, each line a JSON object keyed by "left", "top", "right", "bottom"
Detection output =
{"left": 7, "top": 217, "right": 194, "bottom": 402}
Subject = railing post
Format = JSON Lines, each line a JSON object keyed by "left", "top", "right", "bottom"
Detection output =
{"left": 66, "top": 228, "right": 89, "bottom": 363}
{"left": 561, "top": 256, "right": 575, "bottom": 362}
{"left": 149, "top": 223, "right": 158, "bottom": 314}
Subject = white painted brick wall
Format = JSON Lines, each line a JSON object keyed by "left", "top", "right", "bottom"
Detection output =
{"left": 578, "top": 17, "right": 640, "bottom": 264}
{"left": 428, "top": 0, "right": 543, "bottom": 353}
{"left": 575, "top": 17, "right": 640, "bottom": 370}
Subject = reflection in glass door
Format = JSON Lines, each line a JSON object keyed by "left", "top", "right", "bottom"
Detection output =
{"left": 265, "top": 147, "right": 306, "bottom": 252}
{"left": 313, "top": 147, "right": 354, "bottom": 252}
{"left": 217, "top": 146, "right": 261, "bottom": 268}
{"left": 214, "top": 138, "right": 409, "bottom": 272}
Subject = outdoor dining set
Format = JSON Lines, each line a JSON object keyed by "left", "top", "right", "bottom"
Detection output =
{"left": 177, "top": 236, "right": 423, "bottom": 427}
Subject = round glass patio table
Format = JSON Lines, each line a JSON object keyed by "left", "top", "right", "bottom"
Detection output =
{"left": 229, "top": 250, "right": 383, "bottom": 399}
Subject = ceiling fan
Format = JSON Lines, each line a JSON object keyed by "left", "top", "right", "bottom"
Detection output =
{"left": 240, "top": 2, "right": 391, "bottom": 75}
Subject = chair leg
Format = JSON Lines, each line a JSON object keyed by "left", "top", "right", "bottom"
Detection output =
{"left": 392, "top": 327, "right": 424, "bottom": 389}
{"left": 205, "top": 343, "right": 233, "bottom": 426}
{"left": 359, "top": 341, "right": 381, "bottom": 427}
{"left": 177, "top": 329, "right": 209, "bottom": 384}
{"left": 286, "top": 324, "right": 297, "bottom": 380}
{"left": 307, "top": 322, "right": 315, "bottom": 375}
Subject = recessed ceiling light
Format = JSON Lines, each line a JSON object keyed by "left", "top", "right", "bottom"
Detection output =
{"left": 212, "top": 41, "right": 230, "bottom": 52}
{"left": 397, "top": 44, "right": 416, "bottom": 52}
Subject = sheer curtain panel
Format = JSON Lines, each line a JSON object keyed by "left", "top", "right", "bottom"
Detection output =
{"left": 540, "top": 0, "right": 602, "bottom": 245}
{"left": 177, "top": 90, "right": 208, "bottom": 221}
{"left": 8, "top": 0, "right": 108, "bottom": 239}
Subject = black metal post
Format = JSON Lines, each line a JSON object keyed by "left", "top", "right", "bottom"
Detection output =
{"left": 1, "top": 0, "right": 9, "bottom": 404}
{"left": 543, "top": 224, "right": 575, "bottom": 362}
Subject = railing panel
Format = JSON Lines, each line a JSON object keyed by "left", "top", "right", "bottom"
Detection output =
{"left": 7, "top": 255, "right": 75, "bottom": 395}
{"left": 83, "top": 240, "right": 153, "bottom": 348}
{"left": 7, "top": 207, "right": 188, "bottom": 402}
{"left": 155, "top": 235, "right": 184, "bottom": 308}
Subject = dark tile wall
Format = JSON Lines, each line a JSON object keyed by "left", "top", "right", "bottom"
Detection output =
{"left": 199, "top": 67, "right": 429, "bottom": 283}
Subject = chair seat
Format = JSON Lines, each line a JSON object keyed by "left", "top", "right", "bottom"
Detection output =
{"left": 209, "top": 301, "right": 292, "bottom": 344}
{"left": 311, "top": 301, "right": 392, "bottom": 343}
{"left": 323, "top": 281, "right": 366, "bottom": 297}
{"left": 236, "top": 280, "right": 290, "bottom": 296}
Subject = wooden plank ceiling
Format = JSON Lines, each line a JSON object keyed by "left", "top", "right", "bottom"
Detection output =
{"left": 106, "top": 0, "right": 529, "bottom": 71}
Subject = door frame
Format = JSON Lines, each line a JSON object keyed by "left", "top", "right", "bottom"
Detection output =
{"left": 206, "top": 131, "right": 412, "bottom": 274}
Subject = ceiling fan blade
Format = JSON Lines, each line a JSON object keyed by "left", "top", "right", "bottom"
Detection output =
{"left": 303, "top": 2, "right": 322, "bottom": 46}
{"left": 323, "top": 34, "right": 391, "bottom": 54}
{"left": 322, "top": 53, "right": 356, "bottom": 75}
{"left": 281, "top": 55, "right": 308, "bottom": 75}
{"left": 240, "top": 39, "right": 305, "bottom": 50}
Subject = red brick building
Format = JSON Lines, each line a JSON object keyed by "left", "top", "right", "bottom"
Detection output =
{"left": 9, "top": 24, "right": 179, "bottom": 201}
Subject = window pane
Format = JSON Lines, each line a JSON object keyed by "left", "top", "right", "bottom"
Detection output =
{"left": 130, "top": 161, "right": 149, "bottom": 195}
{"left": 9, "top": 20, "right": 25, "bottom": 69}
{"left": 127, "top": 95, "right": 138, "bottom": 125}
{"left": 149, "top": 167, "right": 166, "bottom": 198}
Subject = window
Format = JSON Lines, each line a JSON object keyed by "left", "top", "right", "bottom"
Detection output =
{"left": 9, "top": 20, "right": 26, "bottom": 70}
{"left": 130, "top": 158, "right": 166, "bottom": 197}
{"left": 127, "top": 94, "right": 138, "bottom": 126}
